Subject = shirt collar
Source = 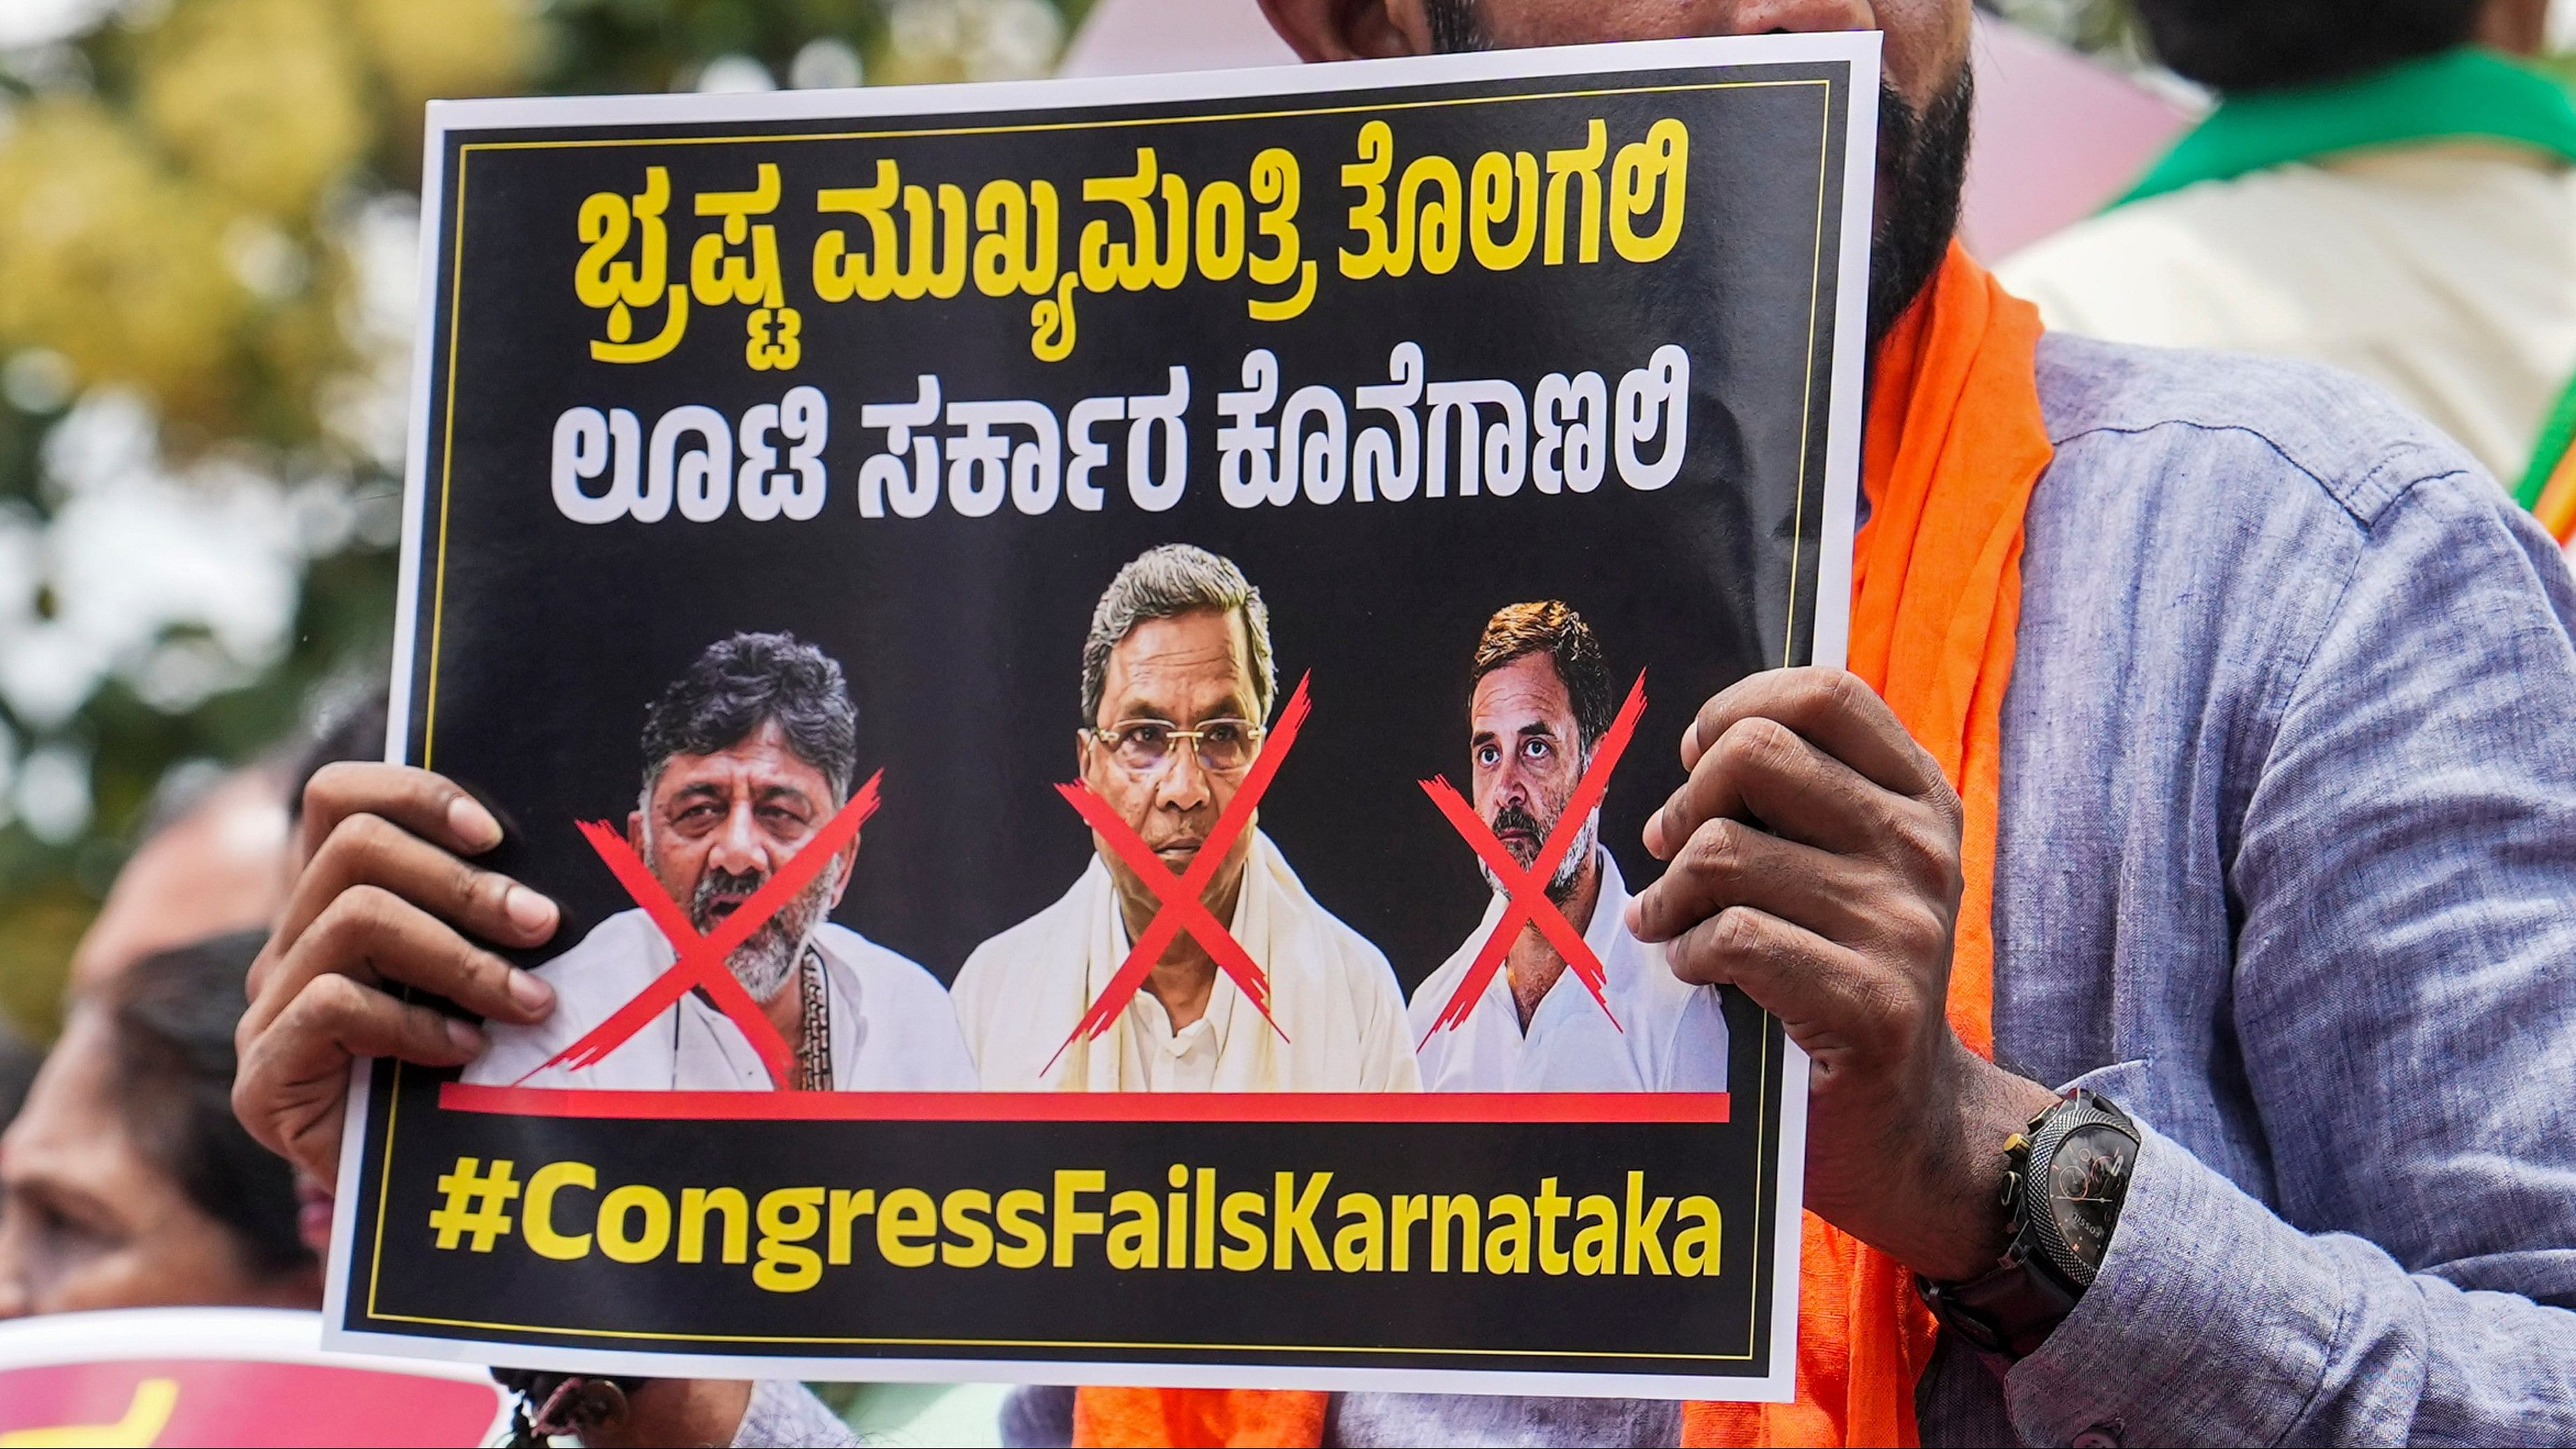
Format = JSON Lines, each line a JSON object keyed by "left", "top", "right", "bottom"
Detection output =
{"left": 1481, "top": 845, "right": 1637, "bottom": 1018}
{"left": 2116, "top": 47, "right": 2576, "bottom": 209}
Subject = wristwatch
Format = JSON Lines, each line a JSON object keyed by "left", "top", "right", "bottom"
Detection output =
{"left": 1919, "top": 1089, "right": 2139, "bottom": 1361}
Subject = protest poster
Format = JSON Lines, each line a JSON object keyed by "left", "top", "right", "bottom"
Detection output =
{"left": 0, "top": 1308, "right": 509, "bottom": 1446}
{"left": 329, "top": 31, "right": 1876, "bottom": 1400}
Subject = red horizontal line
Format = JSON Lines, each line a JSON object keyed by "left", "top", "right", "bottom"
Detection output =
{"left": 437, "top": 1083, "right": 1728, "bottom": 1124}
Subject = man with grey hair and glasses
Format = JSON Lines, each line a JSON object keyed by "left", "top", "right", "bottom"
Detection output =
{"left": 465, "top": 632, "right": 974, "bottom": 1092}
{"left": 951, "top": 545, "right": 1417, "bottom": 1092}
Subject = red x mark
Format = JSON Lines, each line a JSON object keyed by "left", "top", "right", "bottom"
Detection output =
{"left": 1046, "top": 673, "right": 1314, "bottom": 1072}
{"left": 1417, "top": 672, "right": 1648, "bottom": 1045}
{"left": 522, "top": 771, "right": 884, "bottom": 1090}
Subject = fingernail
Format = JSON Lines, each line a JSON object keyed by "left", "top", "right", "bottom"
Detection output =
{"left": 1623, "top": 900, "right": 1646, "bottom": 937}
{"left": 448, "top": 794, "right": 503, "bottom": 851}
{"left": 508, "top": 968, "right": 554, "bottom": 1013}
{"left": 504, "top": 884, "right": 557, "bottom": 937}
{"left": 446, "top": 1017, "right": 485, "bottom": 1054}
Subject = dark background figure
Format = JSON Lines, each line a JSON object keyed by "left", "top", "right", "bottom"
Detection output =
{"left": 288, "top": 688, "right": 393, "bottom": 838}
{"left": 2004, "top": 0, "right": 2576, "bottom": 488}
{"left": 0, "top": 931, "right": 320, "bottom": 1319}
{"left": 2129, "top": 0, "right": 2533, "bottom": 91}
{"left": 62, "top": 686, "right": 390, "bottom": 1008}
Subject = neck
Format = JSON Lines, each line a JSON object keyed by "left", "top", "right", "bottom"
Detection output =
{"left": 1120, "top": 864, "right": 1245, "bottom": 1033}
{"left": 1506, "top": 849, "right": 1602, "bottom": 1032}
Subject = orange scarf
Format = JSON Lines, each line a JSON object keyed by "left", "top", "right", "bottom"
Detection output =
{"left": 1074, "top": 244, "right": 2053, "bottom": 1449}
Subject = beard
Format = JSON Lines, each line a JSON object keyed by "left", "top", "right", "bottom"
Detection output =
{"left": 1480, "top": 800, "right": 1597, "bottom": 906}
{"left": 1870, "top": 66, "right": 1974, "bottom": 343}
{"left": 1427, "top": 0, "right": 1491, "bottom": 52}
{"left": 1421, "top": 0, "right": 1974, "bottom": 345}
{"left": 690, "top": 864, "right": 834, "bottom": 1002}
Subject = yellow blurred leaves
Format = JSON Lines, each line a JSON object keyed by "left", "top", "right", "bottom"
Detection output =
{"left": 876, "top": 0, "right": 1064, "bottom": 87}
{"left": 0, "top": 0, "right": 542, "bottom": 447}
{"left": 349, "top": 0, "right": 543, "bottom": 164}
{"left": 140, "top": 0, "right": 370, "bottom": 217}
{"left": 350, "top": 0, "right": 541, "bottom": 114}
{"left": 0, "top": 99, "right": 249, "bottom": 432}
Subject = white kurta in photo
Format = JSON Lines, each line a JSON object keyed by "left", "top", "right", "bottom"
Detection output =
{"left": 1410, "top": 849, "right": 1728, "bottom": 1092}
{"left": 951, "top": 831, "right": 1421, "bottom": 1092}
{"left": 463, "top": 909, "right": 978, "bottom": 1091}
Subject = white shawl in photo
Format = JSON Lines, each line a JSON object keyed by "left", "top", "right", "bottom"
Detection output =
{"left": 952, "top": 831, "right": 1420, "bottom": 1092}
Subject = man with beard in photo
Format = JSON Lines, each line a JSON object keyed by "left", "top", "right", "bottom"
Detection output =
{"left": 465, "top": 633, "right": 974, "bottom": 1092}
{"left": 1410, "top": 603, "right": 1726, "bottom": 1092}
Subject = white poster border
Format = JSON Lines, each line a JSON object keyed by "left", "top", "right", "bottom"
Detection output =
{"left": 0, "top": 1307, "right": 512, "bottom": 1443}
{"left": 347, "top": 27, "right": 1877, "bottom": 1405}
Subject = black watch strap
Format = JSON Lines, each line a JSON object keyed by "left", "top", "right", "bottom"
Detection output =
{"left": 1919, "top": 1090, "right": 2137, "bottom": 1363}
{"left": 1918, "top": 1254, "right": 2079, "bottom": 1361}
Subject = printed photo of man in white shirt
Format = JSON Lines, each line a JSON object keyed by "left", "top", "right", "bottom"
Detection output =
{"left": 467, "top": 632, "right": 975, "bottom": 1093}
{"left": 1410, "top": 602, "right": 1728, "bottom": 1093}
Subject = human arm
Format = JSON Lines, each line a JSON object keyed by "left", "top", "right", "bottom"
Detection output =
{"left": 230, "top": 765, "right": 781, "bottom": 1446}
{"left": 1997, "top": 476, "right": 2576, "bottom": 1444}
{"left": 232, "top": 762, "right": 563, "bottom": 1180}
{"left": 1625, "top": 463, "right": 2576, "bottom": 1443}
{"left": 1623, "top": 667, "right": 2056, "bottom": 1280}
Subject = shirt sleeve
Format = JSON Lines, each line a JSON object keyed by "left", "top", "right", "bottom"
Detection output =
{"left": 1355, "top": 950, "right": 1424, "bottom": 1094}
{"left": 868, "top": 948, "right": 984, "bottom": 1092}
{"left": 458, "top": 995, "right": 591, "bottom": 1088}
{"left": 729, "top": 1381, "right": 861, "bottom": 1448}
{"left": 1659, "top": 988, "right": 1729, "bottom": 1096}
{"left": 2001, "top": 473, "right": 2576, "bottom": 1444}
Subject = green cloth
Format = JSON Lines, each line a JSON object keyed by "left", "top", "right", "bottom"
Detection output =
{"left": 2114, "top": 47, "right": 2576, "bottom": 503}
{"left": 809, "top": 1381, "right": 1011, "bottom": 1446}
{"left": 2518, "top": 370, "right": 2576, "bottom": 510}
{"left": 2116, "top": 48, "right": 2576, "bottom": 208}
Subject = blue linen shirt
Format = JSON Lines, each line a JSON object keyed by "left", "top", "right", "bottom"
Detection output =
{"left": 1922, "top": 335, "right": 2576, "bottom": 1446}
{"left": 774, "top": 335, "right": 2576, "bottom": 1449}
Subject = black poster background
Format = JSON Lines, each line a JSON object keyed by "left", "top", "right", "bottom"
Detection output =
{"left": 348, "top": 50, "right": 1861, "bottom": 1386}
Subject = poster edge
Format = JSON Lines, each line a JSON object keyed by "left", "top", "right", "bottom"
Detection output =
{"left": 1807, "top": 36, "right": 1875, "bottom": 679}
{"left": 318, "top": 1058, "right": 368, "bottom": 1345}
{"left": 343, "top": 40, "right": 1865, "bottom": 1406}
{"left": 1755, "top": 26, "right": 1881, "bottom": 1396}
{"left": 320, "top": 1325, "right": 1796, "bottom": 1402}
{"left": 385, "top": 102, "right": 446, "bottom": 786}
{"left": 325, "top": 99, "right": 454, "bottom": 1354}
{"left": 418, "top": 31, "right": 1886, "bottom": 135}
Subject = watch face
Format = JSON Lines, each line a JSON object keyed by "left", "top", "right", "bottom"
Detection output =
{"left": 2042, "top": 1123, "right": 2136, "bottom": 1284}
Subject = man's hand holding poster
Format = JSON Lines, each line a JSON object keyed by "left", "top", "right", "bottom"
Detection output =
{"left": 326, "top": 32, "right": 1875, "bottom": 1400}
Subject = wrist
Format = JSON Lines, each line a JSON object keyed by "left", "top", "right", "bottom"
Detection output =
{"left": 1906, "top": 1051, "right": 2060, "bottom": 1281}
